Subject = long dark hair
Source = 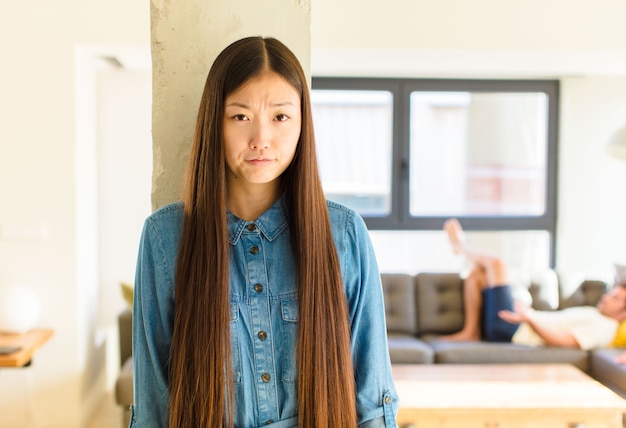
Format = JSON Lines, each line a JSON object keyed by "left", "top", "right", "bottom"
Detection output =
{"left": 169, "top": 36, "right": 357, "bottom": 427}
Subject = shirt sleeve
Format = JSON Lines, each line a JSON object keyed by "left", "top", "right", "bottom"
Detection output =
{"left": 343, "top": 211, "right": 399, "bottom": 427}
{"left": 130, "top": 217, "right": 175, "bottom": 428}
{"left": 571, "top": 310, "right": 618, "bottom": 350}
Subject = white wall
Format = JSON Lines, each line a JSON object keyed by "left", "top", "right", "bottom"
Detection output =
{"left": 312, "top": 0, "right": 626, "bottom": 52}
{"left": 96, "top": 67, "right": 152, "bottom": 327}
{"left": 558, "top": 77, "right": 626, "bottom": 274}
{"left": 311, "top": 0, "right": 626, "bottom": 278}
{"left": 0, "top": 2, "right": 149, "bottom": 427}
{"left": 95, "top": 65, "right": 152, "bottom": 391}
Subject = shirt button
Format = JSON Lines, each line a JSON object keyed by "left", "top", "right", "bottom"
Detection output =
{"left": 258, "top": 331, "right": 267, "bottom": 340}
{"left": 250, "top": 246, "right": 259, "bottom": 254}
{"left": 261, "top": 373, "right": 271, "bottom": 382}
{"left": 254, "top": 283, "right": 263, "bottom": 293}
{"left": 384, "top": 396, "right": 392, "bottom": 404}
{"left": 246, "top": 223, "right": 257, "bottom": 231}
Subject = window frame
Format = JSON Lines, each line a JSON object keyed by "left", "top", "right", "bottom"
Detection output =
{"left": 312, "top": 77, "right": 559, "bottom": 266}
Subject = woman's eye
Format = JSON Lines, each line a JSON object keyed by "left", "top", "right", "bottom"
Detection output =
{"left": 233, "top": 114, "right": 248, "bottom": 121}
{"left": 275, "top": 114, "right": 289, "bottom": 122}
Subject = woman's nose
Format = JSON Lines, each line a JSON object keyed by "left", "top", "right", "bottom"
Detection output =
{"left": 250, "top": 120, "right": 271, "bottom": 149}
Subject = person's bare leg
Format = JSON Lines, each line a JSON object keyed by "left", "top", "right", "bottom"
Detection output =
{"left": 440, "top": 265, "right": 485, "bottom": 341}
{"left": 444, "top": 218, "right": 508, "bottom": 286}
{"left": 441, "top": 218, "right": 511, "bottom": 341}
{"left": 444, "top": 218, "right": 465, "bottom": 256}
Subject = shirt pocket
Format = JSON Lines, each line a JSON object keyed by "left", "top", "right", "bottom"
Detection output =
{"left": 280, "top": 299, "right": 299, "bottom": 383}
{"left": 230, "top": 302, "right": 242, "bottom": 384}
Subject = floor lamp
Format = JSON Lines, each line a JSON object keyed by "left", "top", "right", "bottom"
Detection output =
{"left": 607, "top": 123, "right": 626, "bottom": 161}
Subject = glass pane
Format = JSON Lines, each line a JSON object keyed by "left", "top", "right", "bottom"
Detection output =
{"left": 409, "top": 91, "right": 548, "bottom": 216}
{"left": 370, "top": 229, "right": 550, "bottom": 277}
{"left": 312, "top": 90, "right": 393, "bottom": 216}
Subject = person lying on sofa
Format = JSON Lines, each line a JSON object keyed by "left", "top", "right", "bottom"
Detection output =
{"left": 440, "top": 218, "right": 626, "bottom": 350}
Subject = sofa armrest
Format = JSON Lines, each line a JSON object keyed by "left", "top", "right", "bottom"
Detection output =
{"left": 118, "top": 308, "right": 133, "bottom": 366}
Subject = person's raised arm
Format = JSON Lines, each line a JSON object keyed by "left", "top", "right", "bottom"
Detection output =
{"left": 498, "top": 302, "right": 579, "bottom": 348}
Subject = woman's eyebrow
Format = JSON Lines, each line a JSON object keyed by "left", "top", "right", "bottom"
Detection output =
{"left": 272, "top": 101, "right": 298, "bottom": 107}
{"left": 224, "top": 100, "right": 298, "bottom": 108}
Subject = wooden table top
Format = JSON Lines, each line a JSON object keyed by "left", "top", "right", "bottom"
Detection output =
{"left": 392, "top": 363, "right": 626, "bottom": 410}
{"left": 0, "top": 329, "right": 53, "bottom": 367}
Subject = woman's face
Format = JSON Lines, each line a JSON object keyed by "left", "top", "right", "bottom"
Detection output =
{"left": 223, "top": 71, "right": 301, "bottom": 195}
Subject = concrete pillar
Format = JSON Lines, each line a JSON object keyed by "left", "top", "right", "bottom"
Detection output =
{"left": 150, "top": 0, "right": 311, "bottom": 209}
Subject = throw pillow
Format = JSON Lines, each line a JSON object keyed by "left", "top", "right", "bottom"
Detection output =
{"left": 612, "top": 319, "right": 626, "bottom": 347}
{"left": 121, "top": 282, "right": 134, "bottom": 311}
{"left": 615, "top": 263, "right": 626, "bottom": 286}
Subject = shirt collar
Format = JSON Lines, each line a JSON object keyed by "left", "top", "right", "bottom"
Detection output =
{"left": 227, "top": 196, "right": 289, "bottom": 245}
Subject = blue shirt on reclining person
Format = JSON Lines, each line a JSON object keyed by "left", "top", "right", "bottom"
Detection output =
{"left": 130, "top": 196, "right": 398, "bottom": 428}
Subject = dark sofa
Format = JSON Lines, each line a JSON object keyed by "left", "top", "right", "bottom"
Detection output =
{"left": 382, "top": 271, "right": 626, "bottom": 397}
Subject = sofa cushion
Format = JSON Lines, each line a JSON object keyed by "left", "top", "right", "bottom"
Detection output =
{"left": 560, "top": 279, "right": 608, "bottom": 309}
{"left": 590, "top": 348, "right": 626, "bottom": 398}
{"left": 616, "top": 264, "right": 626, "bottom": 285}
{"left": 414, "top": 273, "right": 464, "bottom": 335}
{"left": 528, "top": 269, "right": 560, "bottom": 310}
{"left": 426, "top": 338, "right": 590, "bottom": 371}
{"left": 381, "top": 274, "right": 417, "bottom": 335}
{"left": 387, "top": 334, "right": 434, "bottom": 364}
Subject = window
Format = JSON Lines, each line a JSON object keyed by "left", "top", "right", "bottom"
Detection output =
{"left": 311, "top": 89, "right": 393, "bottom": 216}
{"left": 311, "top": 78, "right": 558, "bottom": 270}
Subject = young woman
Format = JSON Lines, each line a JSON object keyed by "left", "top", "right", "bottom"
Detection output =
{"left": 131, "top": 36, "right": 398, "bottom": 428}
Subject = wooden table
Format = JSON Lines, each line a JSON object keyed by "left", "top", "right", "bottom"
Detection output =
{"left": 393, "top": 364, "right": 626, "bottom": 428}
{"left": 0, "top": 329, "right": 53, "bottom": 367}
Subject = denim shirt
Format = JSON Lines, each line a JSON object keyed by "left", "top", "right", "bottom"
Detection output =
{"left": 130, "top": 198, "right": 398, "bottom": 428}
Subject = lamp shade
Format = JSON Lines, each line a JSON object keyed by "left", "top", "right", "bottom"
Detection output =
{"left": 607, "top": 123, "right": 626, "bottom": 161}
{"left": 0, "top": 285, "right": 41, "bottom": 333}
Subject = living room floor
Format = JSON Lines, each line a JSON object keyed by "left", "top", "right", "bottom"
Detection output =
{"left": 88, "top": 393, "right": 121, "bottom": 428}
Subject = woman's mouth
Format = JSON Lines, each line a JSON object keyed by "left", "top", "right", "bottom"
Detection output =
{"left": 247, "top": 158, "right": 274, "bottom": 166}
